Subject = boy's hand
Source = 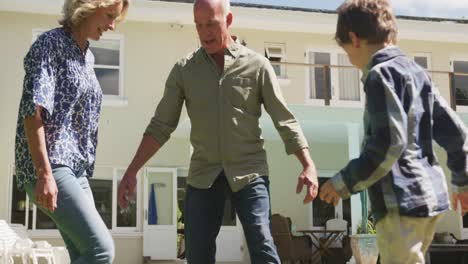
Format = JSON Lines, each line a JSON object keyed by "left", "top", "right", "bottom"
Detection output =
{"left": 319, "top": 180, "right": 341, "bottom": 207}
{"left": 452, "top": 192, "right": 468, "bottom": 216}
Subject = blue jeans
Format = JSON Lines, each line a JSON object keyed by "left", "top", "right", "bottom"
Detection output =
{"left": 184, "top": 172, "right": 280, "bottom": 264}
{"left": 25, "top": 166, "right": 114, "bottom": 264}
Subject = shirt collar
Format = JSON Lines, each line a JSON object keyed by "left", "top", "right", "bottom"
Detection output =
{"left": 201, "top": 36, "right": 242, "bottom": 64}
{"left": 224, "top": 36, "right": 242, "bottom": 58}
{"left": 361, "top": 45, "right": 404, "bottom": 83}
{"left": 61, "top": 27, "right": 90, "bottom": 56}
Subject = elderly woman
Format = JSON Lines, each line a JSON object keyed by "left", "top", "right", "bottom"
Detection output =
{"left": 14, "top": 0, "right": 129, "bottom": 263}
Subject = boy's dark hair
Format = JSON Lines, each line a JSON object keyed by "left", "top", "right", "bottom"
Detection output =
{"left": 335, "top": 0, "right": 397, "bottom": 45}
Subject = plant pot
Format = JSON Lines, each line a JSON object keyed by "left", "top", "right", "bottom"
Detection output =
{"left": 349, "top": 234, "right": 379, "bottom": 264}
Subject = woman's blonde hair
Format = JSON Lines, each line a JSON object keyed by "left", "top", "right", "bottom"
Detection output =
{"left": 59, "top": 0, "right": 130, "bottom": 28}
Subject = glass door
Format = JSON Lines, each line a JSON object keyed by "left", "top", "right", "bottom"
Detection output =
{"left": 143, "top": 168, "right": 177, "bottom": 260}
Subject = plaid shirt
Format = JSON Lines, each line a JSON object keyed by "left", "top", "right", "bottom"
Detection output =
{"left": 332, "top": 46, "right": 468, "bottom": 222}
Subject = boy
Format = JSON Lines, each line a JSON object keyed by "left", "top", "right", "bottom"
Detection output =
{"left": 319, "top": 0, "right": 468, "bottom": 263}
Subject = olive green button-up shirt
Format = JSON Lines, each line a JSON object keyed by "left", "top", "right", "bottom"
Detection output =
{"left": 145, "top": 39, "right": 308, "bottom": 192}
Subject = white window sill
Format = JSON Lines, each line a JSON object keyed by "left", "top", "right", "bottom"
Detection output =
{"left": 28, "top": 230, "right": 61, "bottom": 239}
{"left": 102, "top": 97, "right": 128, "bottom": 107}
{"left": 330, "top": 102, "right": 364, "bottom": 108}
{"left": 112, "top": 231, "right": 143, "bottom": 238}
{"left": 304, "top": 99, "right": 364, "bottom": 108}
{"left": 456, "top": 105, "right": 468, "bottom": 113}
{"left": 28, "top": 230, "right": 142, "bottom": 239}
{"left": 278, "top": 78, "right": 291, "bottom": 86}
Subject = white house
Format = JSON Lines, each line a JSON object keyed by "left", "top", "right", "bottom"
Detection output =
{"left": 1, "top": 0, "right": 468, "bottom": 263}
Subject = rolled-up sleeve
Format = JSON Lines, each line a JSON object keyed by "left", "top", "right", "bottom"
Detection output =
{"left": 19, "top": 36, "right": 56, "bottom": 119}
{"left": 259, "top": 59, "right": 308, "bottom": 155}
{"left": 332, "top": 71, "right": 407, "bottom": 199}
{"left": 432, "top": 89, "right": 468, "bottom": 192}
{"left": 145, "top": 63, "right": 185, "bottom": 146}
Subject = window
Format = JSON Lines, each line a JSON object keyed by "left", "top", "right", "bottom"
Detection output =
{"left": 36, "top": 208, "right": 57, "bottom": 229}
{"left": 308, "top": 52, "right": 331, "bottom": 101}
{"left": 310, "top": 177, "right": 351, "bottom": 229}
{"left": 412, "top": 53, "right": 432, "bottom": 81}
{"left": 32, "top": 29, "right": 125, "bottom": 105}
{"left": 10, "top": 175, "right": 33, "bottom": 229}
{"left": 453, "top": 60, "right": 468, "bottom": 107}
{"left": 415, "top": 56, "right": 428, "bottom": 69}
{"left": 10, "top": 172, "right": 57, "bottom": 231}
{"left": 458, "top": 200, "right": 468, "bottom": 239}
{"left": 89, "top": 37, "right": 124, "bottom": 102}
{"left": 90, "top": 179, "right": 113, "bottom": 228}
{"left": 265, "top": 43, "right": 286, "bottom": 79}
{"left": 9, "top": 167, "right": 140, "bottom": 233}
{"left": 114, "top": 168, "right": 139, "bottom": 230}
{"left": 412, "top": 53, "right": 431, "bottom": 70}
{"left": 338, "top": 54, "right": 360, "bottom": 101}
{"left": 306, "top": 50, "right": 361, "bottom": 106}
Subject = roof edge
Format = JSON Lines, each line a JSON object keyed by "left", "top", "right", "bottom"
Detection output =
{"left": 154, "top": 0, "right": 468, "bottom": 24}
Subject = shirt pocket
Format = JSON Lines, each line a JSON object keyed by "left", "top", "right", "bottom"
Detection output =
{"left": 227, "top": 76, "right": 255, "bottom": 109}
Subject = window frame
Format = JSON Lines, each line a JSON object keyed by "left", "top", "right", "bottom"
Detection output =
{"left": 450, "top": 54, "right": 468, "bottom": 113}
{"left": 305, "top": 46, "right": 364, "bottom": 108}
{"left": 112, "top": 167, "right": 142, "bottom": 233}
{"left": 32, "top": 29, "right": 127, "bottom": 107}
{"left": 307, "top": 171, "right": 345, "bottom": 230}
{"left": 456, "top": 199, "right": 468, "bottom": 239}
{"left": 91, "top": 33, "right": 126, "bottom": 106}
{"left": 8, "top": 165, "right": 143, "bottom": 238}
{"left": 412, "top": 52, "right": 432, "bottom": 72}
{"left": 265, "top": 42, "right": 287, "bottom": 80}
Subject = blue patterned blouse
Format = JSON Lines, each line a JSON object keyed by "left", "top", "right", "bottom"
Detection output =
{"left": 15, "top": 27, "right": 102, "bottom": 189}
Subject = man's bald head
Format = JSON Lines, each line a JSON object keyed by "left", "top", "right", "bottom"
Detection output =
{"left": 193, "top": 0, "right": 233, "bottom": 55}
{"left": 194, "top": 0, "right": 230, "bottom": 18}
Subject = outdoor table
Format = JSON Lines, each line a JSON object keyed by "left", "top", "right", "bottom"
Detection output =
{"left": 426, "top": 243, "right": 468, "bottom": 264}
{"left": 296, "top": 229, "right": 346, "bottom": 259}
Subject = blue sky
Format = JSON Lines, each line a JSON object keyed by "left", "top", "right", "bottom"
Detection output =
{"left": 230, "top": 0, "right": 468, "bottom": 19}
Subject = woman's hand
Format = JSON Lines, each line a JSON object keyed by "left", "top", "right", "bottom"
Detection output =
{"left": 35, "top": 175, "right": 58, "bottom": 212}
{"left": 24, "top": 106, "right": 58, "bottom": 212}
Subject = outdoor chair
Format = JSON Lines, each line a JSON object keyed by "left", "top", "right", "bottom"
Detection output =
{"left": 325, "top": 218, "right": 347, "bottom": 230}
{"left": 271, "top": 213, "right": 320, "bottom": 264}
{"left": 322, "top": 218, "right": 352, "bottom": 264}
{"left": 325, "top": 218, "right": 348, "bottom": 243}
{"left": 0, "top": 219, "right": 30, "bottom": 264}
{"left": 31, "top": 241, "right": 55, "bottom": 264}
{"left": 0, "top": 220, "right": 64, "bottom": 264}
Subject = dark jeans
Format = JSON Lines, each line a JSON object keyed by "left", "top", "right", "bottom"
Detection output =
{"left": 184, "top": 171, "right": 280, "bottom": 264}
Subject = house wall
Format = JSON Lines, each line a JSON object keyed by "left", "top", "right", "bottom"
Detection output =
{"left": 1, "top": 8, "right": 468, "bottom": 263}
{"left": 399, "top": 39, "right": 468, "bottom": 101}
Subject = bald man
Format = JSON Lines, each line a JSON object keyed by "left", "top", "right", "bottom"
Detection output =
{"left": 118, "top": 0, "right": 319, "bottom": 262}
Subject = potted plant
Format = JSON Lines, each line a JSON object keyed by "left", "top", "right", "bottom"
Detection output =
{"left": 349, "top": 190, "right": 379, "bottom": 264}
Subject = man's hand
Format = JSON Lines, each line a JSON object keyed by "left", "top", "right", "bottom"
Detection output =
{"left": 452, "top": 192, "right": 468, "bottom": 216}
{"left": 296, "top": 166, "right": 319, "bottom": 204}
{"left": 35, "top": 175, "right": 58, "bottom": 212}
{"left": 118, "top": 169, "right": 138, "bottom": 209}
{"left": 319, "top": 180, "right": 341, "bottom": 207}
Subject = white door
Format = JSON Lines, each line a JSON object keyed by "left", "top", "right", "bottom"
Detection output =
{"left": 216, "top": 222, "right": 244, "bottom": 261}
{"left": 215, "top": 201, "right": 243, "bottom": 261}
{"left": 176, "top": 175, "right": 244, "bottom": 261}
{"left": 143, "top": 168, "right": 177, "bottom": 260}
